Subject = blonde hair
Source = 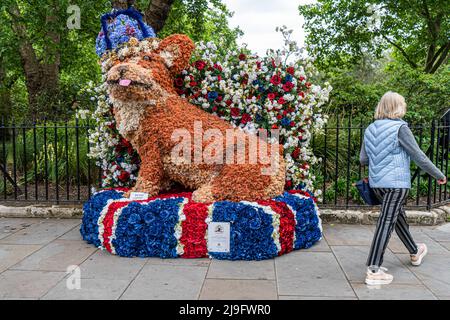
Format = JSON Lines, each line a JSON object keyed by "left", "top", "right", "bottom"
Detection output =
{"left": 374, "top": 91, "right": 407, "bottom": 120}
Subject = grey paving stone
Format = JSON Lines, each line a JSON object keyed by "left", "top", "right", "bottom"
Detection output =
{"left": 0, "top": 244, "right": 42, "bottom": 273}
{"left": 79, "top": 250, "right": 147, "bottom": 280}
{"left": 0, "top": 219, "right": 80, "bottom": 245}
{"left": 435, "top": 223, "right": 450, "bottom": 233}
{"left": 275, "top": 251, "right": 355, "bottom": 297}
{"left": 58, "top": 224, "right": 82, "bottom": 241}
{"left": 121, "top": 264, "right": 207, "bottom": 300}
{"left": 323, "top": 224, "right": 374, "bottom": 246}
{"left": 279, "top": 295, "right": 357, "bottom": 300}
{"left": 207, "top": 260, "right": 275, "bottom": 280}
{"left": 438, "top": 242, "right": 450, "bottom": 251}
{"left": 423, "top": 228, "right": 450, "bottom": 242}
{"left": 302, "top": 238, "right": 331, "bottom": 252}
{"left": 0, "top": 270, "right": 65, "bottom": 299}
{"left": 388, "top": 232, "right": 448, "bottom": 254}
{"left": 396, "top": 253, "right": 450, "bottom": 297}
{"left": 199, "top": 279, "right": 277, "bottom": 300}
{"left": 10, "top": 240, "right": 97, "bottom": 271}
{"left": 0, "top": 218, "right": 41, "bottom": 240}
{"left": 439, "top": 296, "right": 450, "bottom": 300}
{"left": 41, "top": 278, "right": 129, "bottom": 300}
{"left": 146, "top": 257, "right": 210, "bottom": 267}
{"left": 352, "top": 283, "right": 437, "bottom": 300}
{"left": 331, "top": 246, "right": 421, "bottom": 284}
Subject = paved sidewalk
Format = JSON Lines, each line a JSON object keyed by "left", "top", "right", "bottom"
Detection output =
{"left": 0, "top": 217, "right": 449, "bottom": 300}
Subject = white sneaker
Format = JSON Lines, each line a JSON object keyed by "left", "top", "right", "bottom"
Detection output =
{"left": 365, "top": 267, "right": 394, "bottom": 285}
{"left": 411, "top": 243, "right": 427, "bottom": 266}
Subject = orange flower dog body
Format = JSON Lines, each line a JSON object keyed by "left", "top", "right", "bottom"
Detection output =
{"left": 105, "top": 34, "right": 286, "bottom": 203}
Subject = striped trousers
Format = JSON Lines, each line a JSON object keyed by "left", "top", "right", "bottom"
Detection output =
{"left": 367, "top": 188, "right": 418, "bottom": 268}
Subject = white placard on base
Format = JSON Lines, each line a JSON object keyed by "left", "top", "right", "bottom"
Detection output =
{"left": 207, "top": 222, "right": 230, "bottom": 253}
{"left": 129, "top": 192, "right": 149, "bottom": 201}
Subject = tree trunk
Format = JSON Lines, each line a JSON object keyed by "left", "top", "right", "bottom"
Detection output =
{"left": 111, "top": 0, "right": 174, "bottom": 34}
{"left": 0, "top": 59, "right": 12, "bottom": 118}
{"left": 111, "top": 0, "right": 135, "bottom": 9}
{"left": 7, "top": 2, "right": 60, "bottom": 117}
{"left": 143, "top": 0, "right": 175, "bottom": 33}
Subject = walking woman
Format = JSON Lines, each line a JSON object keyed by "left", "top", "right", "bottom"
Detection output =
{"left": 360, "top": 91, "right": 447, "bottom": 285}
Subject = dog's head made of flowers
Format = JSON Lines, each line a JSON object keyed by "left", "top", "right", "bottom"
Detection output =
{"left": 103, "top": 34, "right": 195, "bottom": 104}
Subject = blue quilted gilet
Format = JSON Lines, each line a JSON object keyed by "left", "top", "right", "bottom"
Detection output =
{"left": 364, "top": 119, "right": 411, "bottom": 188}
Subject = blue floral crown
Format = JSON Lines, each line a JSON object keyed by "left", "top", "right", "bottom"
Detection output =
{"left": 96, "top": 7, "right": 156, "bottom": 57}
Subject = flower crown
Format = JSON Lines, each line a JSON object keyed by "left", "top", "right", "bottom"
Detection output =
{"left": 96, "top": 7, "right": 156, "bottom": 57}
{"left": 100, "top": 37, "right": 161, "bottom": 73}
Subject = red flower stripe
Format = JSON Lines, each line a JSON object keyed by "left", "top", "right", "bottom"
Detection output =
{"left": 258, "top": 200, "right": 295, "bottom": 255}
{"left": 180, "top": 200, "right": 209, "bottom": 258}
{"left": 102, "top": 201, "right": 130, "bottom": 253}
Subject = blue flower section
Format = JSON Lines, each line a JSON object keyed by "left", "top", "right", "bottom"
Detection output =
{"left": 281, "top": 117, "right": 291, "bottom": 126}
{"left": 209, "top": 202, "right": 278, "bottom": 260}
{"left": 274, "top": 192, "right": 322, "bottom": 249}
{"left": 207, "top": 91, "right": 219, "bottom": 101}
{"left": 96, "top": 14, "right": 156, "bottom": 57}
{"left": 112, "top": 198, "right": 183, "bottom": 258}
{"left": 80, "top": 190, "right": 124, "bottom": 247}
{"left": 80, "top": 190, "right": 322, "bottom": 260}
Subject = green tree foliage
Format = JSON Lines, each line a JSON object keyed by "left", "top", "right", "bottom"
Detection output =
{"left": 0, "top": 0, "right": 241, "bottom": 120}
{"left": 299, "top": 0, "right": 450, "bottom": 122}
{"left": 299, "top": 0, "right": 450, "bottom": 74}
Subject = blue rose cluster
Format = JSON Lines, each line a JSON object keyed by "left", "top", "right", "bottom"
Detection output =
{"left": 208, "top": 202, "right": 279, "bottom": 260}
{"left": 274, "top": 192, "right": 322, "bottom": 249}
{"left": 112, "top": 198, "right": 183, "bottom": 258}
{"left": 80, "top": 189, "right": 322, "bottom": 260}
{"left": 96, "top": 14, "right": 156, "bottom": 57}
{"left": 80, "top": 190, "right": 124, "bottom": 247}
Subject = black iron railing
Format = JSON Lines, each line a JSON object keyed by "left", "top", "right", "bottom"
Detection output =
{"left": 312, "top": 113, "right": 449, "bottom": 210}
{"left": 0, "top": 118, "right": 100, "bottom": 204}
{"left": 0, "top": 114, "right": 449, "bottom": 210}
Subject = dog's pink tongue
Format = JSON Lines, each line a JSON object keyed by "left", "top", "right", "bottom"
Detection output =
{"left": 119, "top": 79, "right": 132, "bottom": 87}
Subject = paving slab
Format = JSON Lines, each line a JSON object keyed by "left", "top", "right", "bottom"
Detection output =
{"left": 0, "top": 270, "right": 65, "bottom": 299}
{"left": 58, "top": 224, "right": 82, "bottom": 241}
{"left": 331, "top": 246, "right": 420, "bottom": 284}
{"left": 438, "top": 242, "right": 450, "bottom": 251}
{"left": 120, "top": 264, "right": 207, "bottom": 300}
{"left": 207, "top": 260, "right": 275, "bottom": 280}
{"left": 424, "top": 228, "right": 450, "bottom": 242}
{"left": 388, "top": 232, "right": 448, "bottom": 254}
{"left": 323, "top": 224, "right": 374, "bottom": 246}
{"left": 199, "top": 279, "right": 277, "bottom": 300}
{"left": 0, "top": 244, "right": 42, "bottom": 273}
{"left": 10, "top": 239, "right": 96, "bottom": 272}
{"left": 0, "top": 218, "right": 41, "bottom": 240}
{"left": 146, "top": 257, "right": 210, "bottom": 267}
{"left": 351, "top": 283, "right": 437, "bottom": 300}
{"left": 279, "top": 295, "right": 357, "bottom": 300}
{"left": 79, "top": 250, "right": 147, "bottom": 280}
{"left": 275, "top": 251, "right": 355, "bottom": 298}
{"left": 302, "top": 238, "right": 331, "bottom": 252}
{"left": 0, "top": 219, "right": 80, "bottom": 245}
{"left": 42, "top": 278, "right": 130, "bottom": 300}
{"left": 396, "top": 253, "right": 450, "bottom": 297}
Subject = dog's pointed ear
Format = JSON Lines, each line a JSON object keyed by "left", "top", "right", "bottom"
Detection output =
{"left": 157, "top": 34, "right": 195, "bottom": 75}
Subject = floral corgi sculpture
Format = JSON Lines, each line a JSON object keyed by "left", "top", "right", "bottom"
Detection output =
{"left": 104, "top": 34, "right": 286, "bottom": 203}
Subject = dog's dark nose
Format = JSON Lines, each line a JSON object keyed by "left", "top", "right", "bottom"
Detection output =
{"left": 119, "top": 67, "right": 127, "bottom": 77}
{"left": 115, "top": 65, "right": 128, "bottom": 77}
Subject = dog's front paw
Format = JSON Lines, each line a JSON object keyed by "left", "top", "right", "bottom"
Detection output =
{"left": 122, "top": 190, "right": 133, "bottom": 198}
{"left": 192, "top": 185, "right": 216, "bottom": 203}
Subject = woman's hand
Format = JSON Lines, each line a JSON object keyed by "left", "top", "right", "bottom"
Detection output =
{"left": 437, "top": 177, "right": 447, "bottom": 185}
